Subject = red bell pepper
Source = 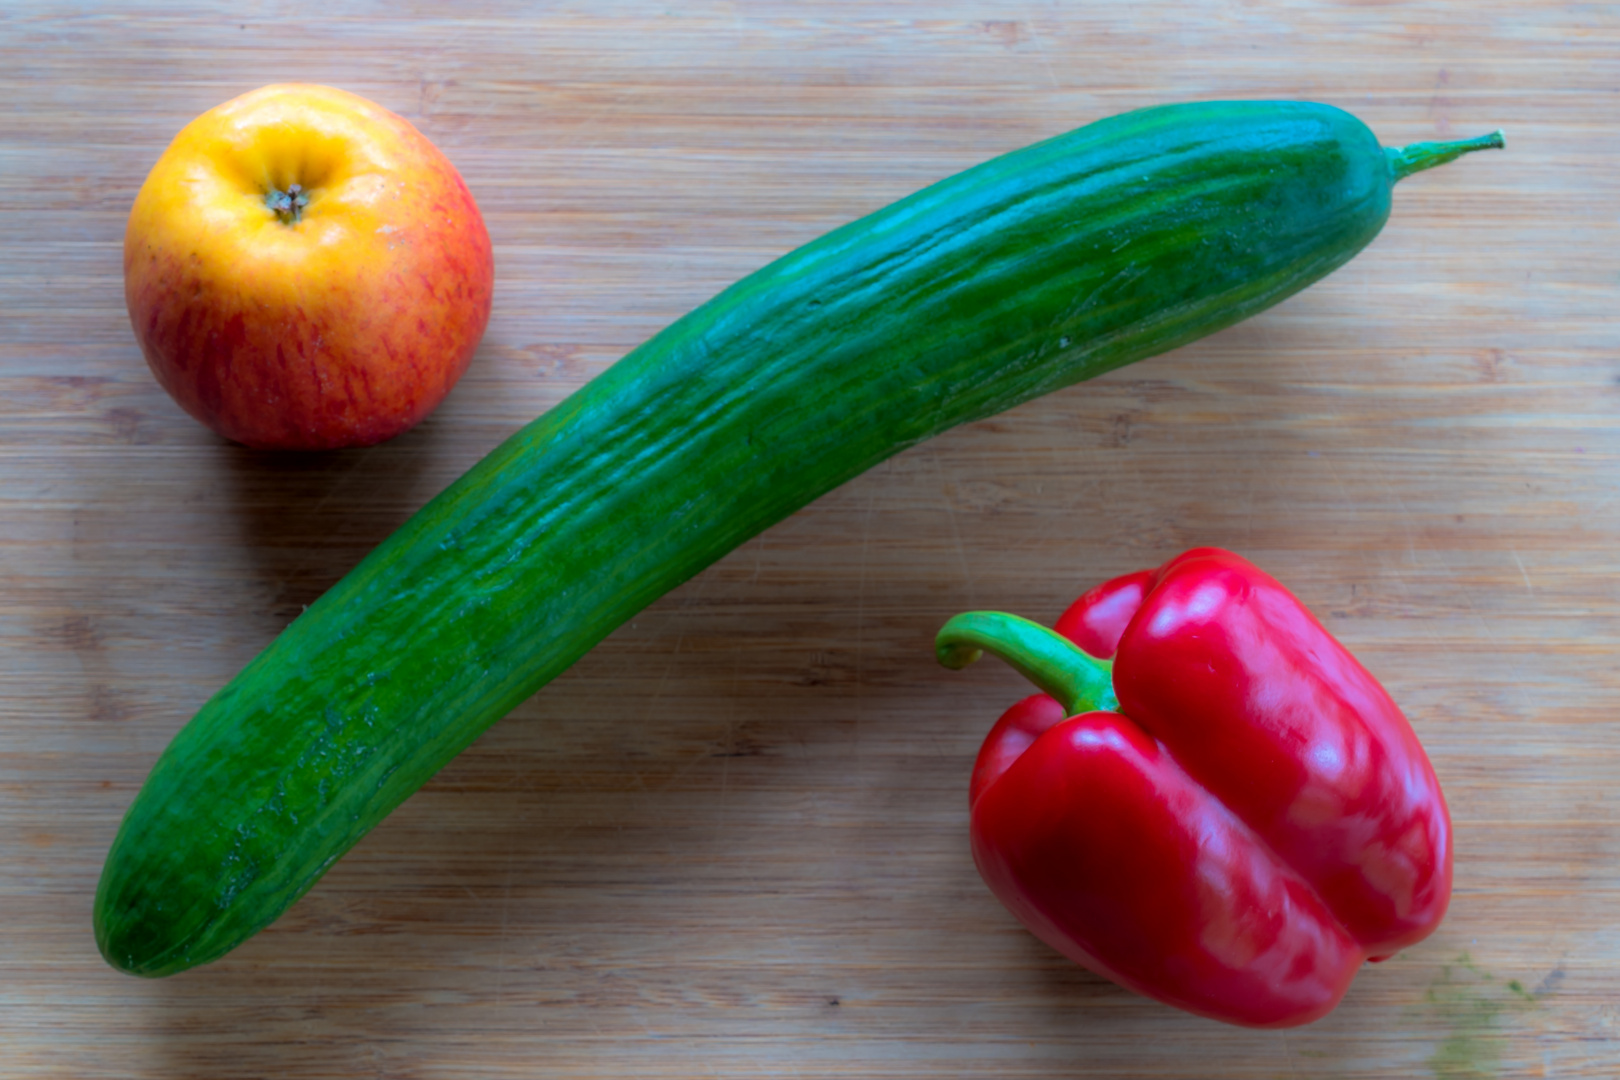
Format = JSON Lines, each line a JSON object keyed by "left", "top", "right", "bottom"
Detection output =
{"left": 938, "top": 548, "right": 1451, "bottom": 1028}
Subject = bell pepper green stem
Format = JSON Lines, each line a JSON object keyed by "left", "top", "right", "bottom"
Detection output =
{"left": 1387, "top": 130, "right": 1504, "bottom": 182}
{"left": 936, "top": 611, "right": 1119, "bottom": 716}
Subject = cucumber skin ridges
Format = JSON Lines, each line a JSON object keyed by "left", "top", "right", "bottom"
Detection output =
{"left": 97, "top": 101, "right": 1400, "bottom": 976}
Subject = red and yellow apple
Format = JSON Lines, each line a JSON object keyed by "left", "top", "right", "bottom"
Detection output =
{"left": 124, "top": 84, "right": 495, "bottom": 450}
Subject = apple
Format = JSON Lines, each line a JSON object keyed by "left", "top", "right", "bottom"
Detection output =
{"left": 124, "top": 84, "right": 495, "bottom": 450}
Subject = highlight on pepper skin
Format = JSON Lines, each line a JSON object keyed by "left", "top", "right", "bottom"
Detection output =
{"left": 937, "top": 547, "right": 1452, "bottom": 1029}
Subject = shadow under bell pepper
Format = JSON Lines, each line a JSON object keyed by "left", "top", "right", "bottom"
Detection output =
{"left": 938, "top": 548, "right": 1452, "bottom": 1028}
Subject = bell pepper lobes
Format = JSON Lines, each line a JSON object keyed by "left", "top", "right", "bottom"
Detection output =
{"left": 937, "top": 548, "right": 1452, "bottom": 1028}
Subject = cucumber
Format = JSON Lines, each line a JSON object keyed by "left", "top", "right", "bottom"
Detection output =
{"left": 96, "top": 101, "right": 1500, "bottom": 976}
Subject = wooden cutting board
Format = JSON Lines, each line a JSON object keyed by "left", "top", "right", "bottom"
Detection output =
{"left": 5, "top": 3, "right": 1616, "bottom": 1076}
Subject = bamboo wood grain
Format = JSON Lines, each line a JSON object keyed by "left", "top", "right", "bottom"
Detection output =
{"left": 3, "top": 2, "right": 1616, "bottom": 1077}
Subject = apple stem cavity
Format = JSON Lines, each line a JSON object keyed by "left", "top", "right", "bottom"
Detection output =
{"left": 265, "top": 183, "right": 311, "bottom": 224}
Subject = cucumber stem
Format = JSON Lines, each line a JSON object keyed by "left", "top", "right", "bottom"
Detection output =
{"left": 936, "top": 611, "right": 1119, "bottom": 716}
{"left": 1387, "top": 130, "right": 1505, "bottom": 182}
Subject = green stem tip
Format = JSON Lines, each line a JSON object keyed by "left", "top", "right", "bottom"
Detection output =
{"left": 1387, "top": 130, "right": 1505, "bottom": 182}
{"left": 936, "top": 611, "right": 1119, "bottom": 717}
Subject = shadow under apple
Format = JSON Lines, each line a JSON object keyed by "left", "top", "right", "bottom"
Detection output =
{"left": 217, "top": 415, "right": 456, "bottom": 620}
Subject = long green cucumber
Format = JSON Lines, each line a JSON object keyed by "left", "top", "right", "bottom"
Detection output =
{"left": 95, "top": 101, "right": 1500, "bottom": 976}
